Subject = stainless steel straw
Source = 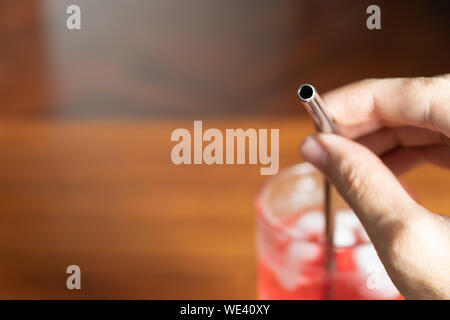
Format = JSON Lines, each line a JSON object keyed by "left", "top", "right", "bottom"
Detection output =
{"left": 297, "top": 84, "right": 338, "bottom": 297}
{"left": 297, "top": 84, "right": 338, "bottom": 244}
{"left": 297, "top": 84, "right": 338, "bottom": 136}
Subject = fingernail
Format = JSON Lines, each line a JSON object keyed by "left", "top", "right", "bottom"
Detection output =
{"left": 300, "top": 136, "right": 326, "bottom": 169}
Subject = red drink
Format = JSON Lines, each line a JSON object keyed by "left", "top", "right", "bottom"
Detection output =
{"left": 256, "top": 163, "right": 403, "bottom": 300}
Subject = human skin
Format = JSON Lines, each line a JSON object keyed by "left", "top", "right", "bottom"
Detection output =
{"left": 300, "top": 75, "right": 450, "bottom": 299}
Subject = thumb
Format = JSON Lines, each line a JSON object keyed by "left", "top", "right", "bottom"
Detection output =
{"left": 299, "top": 133, "right": 421, "bottom": 244}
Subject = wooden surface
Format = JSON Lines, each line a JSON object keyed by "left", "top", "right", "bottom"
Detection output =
{"left": 0, "top": 0, "right": 449, "bottom": 299}
{"left": 0, "top": 118, "right": 448, "bottom": 299}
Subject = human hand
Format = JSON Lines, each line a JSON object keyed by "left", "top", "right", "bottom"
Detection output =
{"left": 299, "top": 76, "right": 450, "bottom": 299}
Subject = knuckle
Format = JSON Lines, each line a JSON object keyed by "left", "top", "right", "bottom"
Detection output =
{"left": 403, "top": 77, "right": 448, "bottom": 128}
{"left": 407, "top": 76, "right": 450, "bottom": 95}
{"left": 410, "top": 76, "right": 442, "bottom": 88}
{"left": 414, "top": 76, "right": 435, "bottom": 87}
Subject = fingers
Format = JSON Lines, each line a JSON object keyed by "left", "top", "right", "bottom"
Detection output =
{"left": 300, "top": 134, "right": 450, "bottom": 299}
{"left": 381, "top": 145, "right": 450, "bottom": 176}
{"left": 323, "top": 76, "right": 450, "bottom": 138}
{"left": 354, "top": 126, "right": 450, "bottom": 174}
{"left": 356, "top": 126, "right": 448, "bottom": 155}
{"left": 299, "top": 134, "right": 421, "bottom": 236}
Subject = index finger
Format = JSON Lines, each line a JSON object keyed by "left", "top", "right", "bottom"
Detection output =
{"left": 323, "top": 76, "right": 450, "bottom": 139}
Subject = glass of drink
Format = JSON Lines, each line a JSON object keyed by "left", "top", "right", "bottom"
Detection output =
{"left": 255, "top": 163, "right": 403, "bottom": 300}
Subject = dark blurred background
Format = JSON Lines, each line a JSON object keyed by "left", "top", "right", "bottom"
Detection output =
{"left": 0, "top": 0, "right": 449, "bottom": 299}
{"left": 3, "top": 0, "right": 450, "bottom": 117}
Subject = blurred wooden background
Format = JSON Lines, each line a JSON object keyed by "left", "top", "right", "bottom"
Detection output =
{"left": 0, "top": 0, "right": 449, "bottom": 299}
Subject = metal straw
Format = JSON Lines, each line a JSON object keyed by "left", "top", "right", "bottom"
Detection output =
{"left": 297, "top": 84, "right": 338, "bottom": 298}
{"left": 297, "top": 84, "right": 338, "bottom": 242}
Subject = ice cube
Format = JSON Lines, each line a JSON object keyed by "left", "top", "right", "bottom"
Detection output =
{"left": 334, "top": 227, "right": 357, "bottom": 247}
{"left": 287, "top": 241, "right": 321, "bottom": 262}
{"left": 335, "top": 209, "right": 360, "bottom": 229}
{"left": 335, "top": 209, "right": 371, "bottom": 246}
{"left": 292, "top": 210, "right": 324, "bottom": 235}
{"left": 274, "top": 265, "right": 300, "bottom": 291}
{"left": 273, "top": 241, "right": 320, "bottom": 291}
